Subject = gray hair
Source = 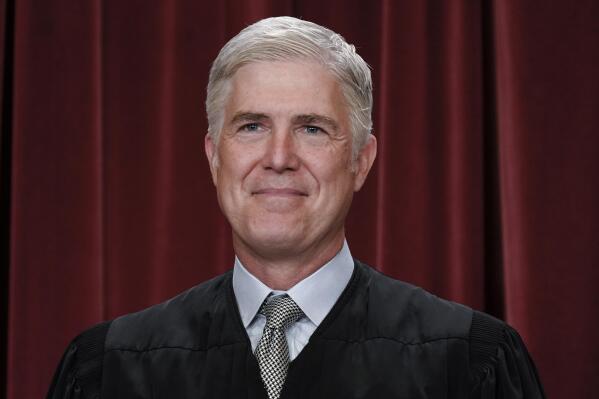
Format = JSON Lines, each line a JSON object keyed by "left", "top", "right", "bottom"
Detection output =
{"left": 205, "top": 16, "right": 373, "bottom": 159}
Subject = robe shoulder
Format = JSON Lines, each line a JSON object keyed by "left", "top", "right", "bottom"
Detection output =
{"left": 105, "top": 270, "right": 239, "bottom": 351}
{"left": 46, "top": 271, "right": 237, "bottom": 399}
{"left": 346, "top": 261, "right": 545, "bottom": 397}
{"left": 332, "top": 260, "right": 474, "bottom": 343}
{"left": 469, "top": 310, "right": 546, "bottom": 397}
{"left": 46, "top": 320, "right": 111, "bottom": 399}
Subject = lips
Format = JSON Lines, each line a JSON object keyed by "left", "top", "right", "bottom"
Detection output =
{"left": 252, "top": 187, "right": 308, "bottom": 196}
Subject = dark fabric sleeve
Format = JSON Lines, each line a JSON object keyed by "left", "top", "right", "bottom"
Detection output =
{"left": 46, "top": 321, "right": 112, "bottom": 399}
{"left": 469, "top": 311, "right": 545, "bottom": 398}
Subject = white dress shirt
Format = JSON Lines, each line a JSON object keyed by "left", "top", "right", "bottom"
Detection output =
{"left": 232, "top": 240, "right": 354, "bottom": 361}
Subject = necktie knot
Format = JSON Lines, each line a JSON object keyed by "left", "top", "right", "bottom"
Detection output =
{"left": 259, "top": 295, "right": 304, "bottom": 330}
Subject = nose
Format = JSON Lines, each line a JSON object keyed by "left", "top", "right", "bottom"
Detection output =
{"left": 261, "top": 127, "right": 300, "bottom": 172}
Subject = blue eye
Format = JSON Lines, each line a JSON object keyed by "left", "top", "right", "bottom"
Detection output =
{"left": 304, "top": 126, "right": 322, "bottom": 134}
{"left": 242, "top": 123, "right": 260, "bottom": 132}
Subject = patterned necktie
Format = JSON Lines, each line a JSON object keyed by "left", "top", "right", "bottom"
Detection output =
{"left": 255, "top": 295, "right": 304, "bottom": 399}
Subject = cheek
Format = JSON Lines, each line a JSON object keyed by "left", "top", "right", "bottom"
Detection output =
{"left": 217, "top": 145, "right": 256, "bottom": 182}
{"left": 310, "top": 144, "right": 353, "bottom": 176}
{"left": 311, "top": 161, "right": 356, "bottom": 197}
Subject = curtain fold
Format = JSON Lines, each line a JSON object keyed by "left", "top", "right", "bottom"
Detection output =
{"left": 2, "top": 1, "right": 597, "bottom": 398}
{"left": 493, "top": 2, "right": 599, "bottom": 396}
{"left": 7, "top": 1, "right": 105, "bottom": 398}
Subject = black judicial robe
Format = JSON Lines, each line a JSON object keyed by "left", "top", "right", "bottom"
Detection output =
{"left": 47, "top": 261, "right": 545, "bottom": 398}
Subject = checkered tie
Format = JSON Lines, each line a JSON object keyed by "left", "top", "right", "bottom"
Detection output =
{"left": 255, "top": 295, "right": 304, "bottom": 399}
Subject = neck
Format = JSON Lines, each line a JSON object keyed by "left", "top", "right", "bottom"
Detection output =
{"left": 233, "top": 233, "right": 345, "bottom": 291}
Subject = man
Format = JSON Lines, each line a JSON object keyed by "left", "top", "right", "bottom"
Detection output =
{"left": 48, "top": 17, "right": 545, "bottom": 398}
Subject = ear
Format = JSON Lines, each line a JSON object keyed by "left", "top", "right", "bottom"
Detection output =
{"left": 353, "top": 134, "right": 377, "bottom": 192}
{"left": 204, "top": 133, "right": 219, "bottom": 186}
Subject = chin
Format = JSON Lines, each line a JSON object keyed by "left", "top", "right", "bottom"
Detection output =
{"left": 244, "top": 225, "right": 306, "bottom": 254}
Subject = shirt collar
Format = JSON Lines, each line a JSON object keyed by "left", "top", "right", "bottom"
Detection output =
{"left": 232, "top": 240, "right": 354, "bottom": 328}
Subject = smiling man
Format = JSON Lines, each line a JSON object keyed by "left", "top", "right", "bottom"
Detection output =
{"left": 48, "top": 17, "right": 544, "bottom": 398}
{"left": 205, "top": 59, "right": 374, "bottom": 291}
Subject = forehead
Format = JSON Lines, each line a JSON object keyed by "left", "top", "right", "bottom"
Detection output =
{"left": 223, "top": 61, "right": 349, "bottom": 123}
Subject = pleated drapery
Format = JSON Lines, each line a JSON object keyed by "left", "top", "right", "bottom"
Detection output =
{"left": 2, "top": 1, "right": 598, "bottom": 398}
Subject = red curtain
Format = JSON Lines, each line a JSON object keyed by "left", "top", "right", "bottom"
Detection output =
{"left": 2, "top": 1, "right": 598, "bottom": 398}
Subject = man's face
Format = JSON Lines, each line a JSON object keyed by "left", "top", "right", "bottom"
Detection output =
{"left": 205, "top": 60, "right": 375, "bottom": 260}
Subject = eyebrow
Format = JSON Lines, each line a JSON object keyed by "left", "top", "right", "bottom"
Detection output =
{"left": 292, "top": 114, "right": 339, "bottom": 131}
{"left": 230, "top": 112, "right": 269, "bottom": 125}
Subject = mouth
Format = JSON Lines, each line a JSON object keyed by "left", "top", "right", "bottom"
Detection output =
{"left": 252, "top": 188, "right": 308, "bottom": 197}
